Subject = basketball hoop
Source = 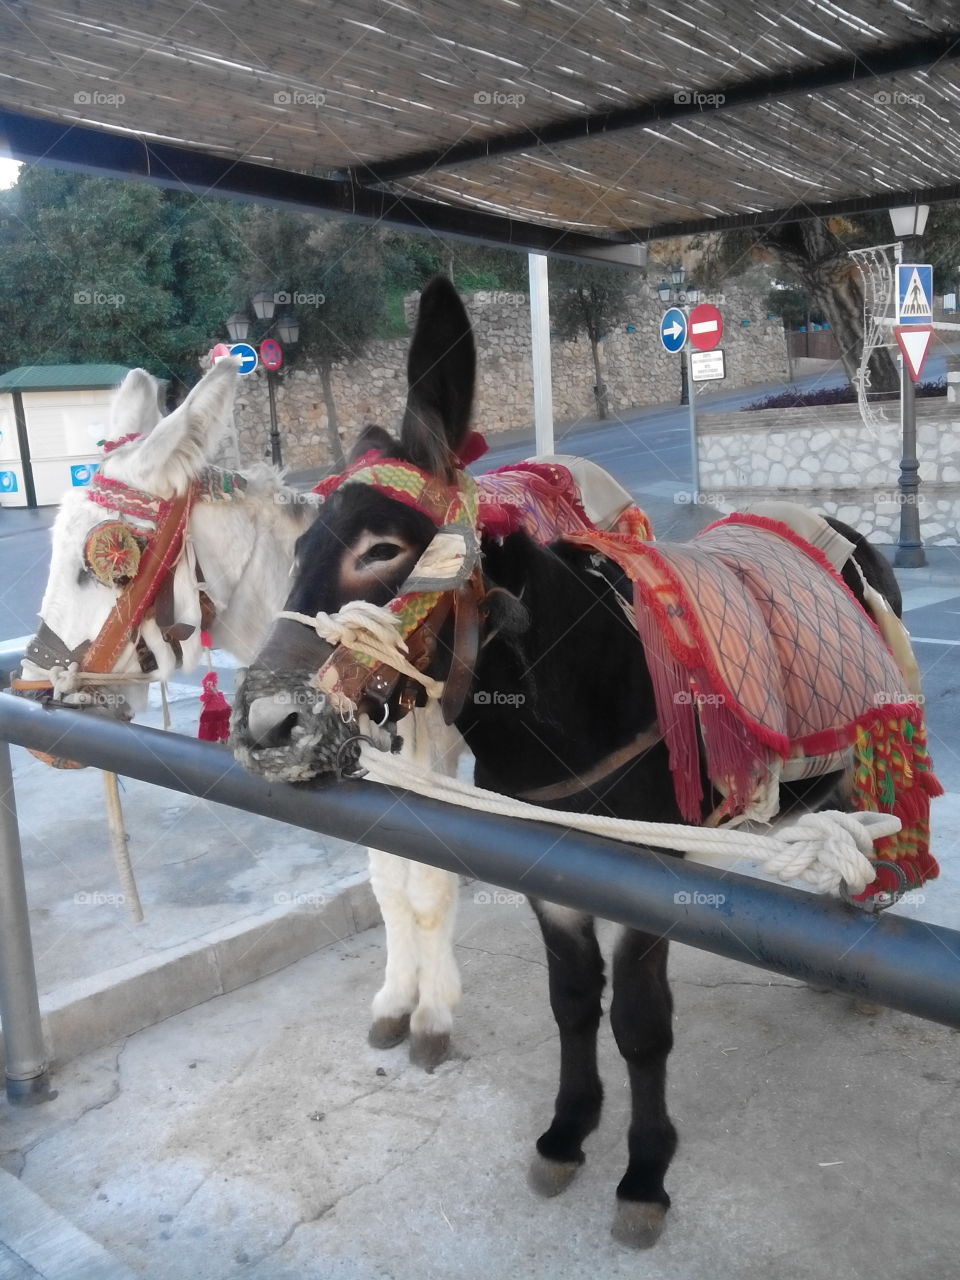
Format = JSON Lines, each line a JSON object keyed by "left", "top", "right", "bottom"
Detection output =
{"left": 848, "top": 243, "right": 900, "bottom": 437}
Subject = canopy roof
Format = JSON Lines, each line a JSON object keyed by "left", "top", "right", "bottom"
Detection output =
{"left": 1, "top": 0, "right": 959, "bottom": 261}
{"left": 0, "top": 365, "right": 131, "bottom": 392}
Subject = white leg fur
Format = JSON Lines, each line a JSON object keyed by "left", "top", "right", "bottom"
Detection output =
{"left": 368, "top": 849, "right": 419, "bottom": 1022}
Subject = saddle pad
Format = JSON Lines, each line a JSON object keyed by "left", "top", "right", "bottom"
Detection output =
{"left": 563, "top": 513, "right": 941, "bottom": 893}
{"left": 476, "top": 461, "right": 651, "bottom": 542}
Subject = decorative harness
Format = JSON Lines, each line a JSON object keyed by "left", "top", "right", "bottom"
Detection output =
{"left": 12, "top": 466, "right": 245, "bottom": 743}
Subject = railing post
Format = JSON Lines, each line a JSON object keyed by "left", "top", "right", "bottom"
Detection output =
{"left": 0, "top": 738, "right": 51, "bottom": 1104}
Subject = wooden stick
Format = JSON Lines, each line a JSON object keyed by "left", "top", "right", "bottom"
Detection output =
{"left": 102, "top": 771, "right": 144, "bottom": 924}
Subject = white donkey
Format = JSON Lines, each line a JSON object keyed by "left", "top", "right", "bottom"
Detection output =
{"left": 21, "top": 359, "right": 466, "bottom": 1070}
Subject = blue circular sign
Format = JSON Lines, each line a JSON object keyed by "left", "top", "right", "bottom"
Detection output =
{"left": 660, "top": 308, "right": 687, "bottom": 353}
{"left": 229, "top": 342, "right": 259, "bottom": 375}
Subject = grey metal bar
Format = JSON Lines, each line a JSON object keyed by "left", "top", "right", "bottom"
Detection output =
{"left": 0, "top": 737, "right": 50, "bottom": 1103}
{"left": 1, "top": 693, "right": 958, "bottom": 1032}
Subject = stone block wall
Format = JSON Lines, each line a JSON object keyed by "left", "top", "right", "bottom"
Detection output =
{"left": 228, "top": 284, "right": 788, "bottom": 470}
{"left": 698, "top": 400, "right": 960, "bottom": 544}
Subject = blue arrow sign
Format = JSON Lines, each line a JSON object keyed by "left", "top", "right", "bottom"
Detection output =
{"left": 897, "top": 264, "right": 933, "bottom": 325}
{"left": 229, "top": 342, "right": 259, "bottom": 375}
{"left": 660, "top": 307, "right": 687, "bottom": 353}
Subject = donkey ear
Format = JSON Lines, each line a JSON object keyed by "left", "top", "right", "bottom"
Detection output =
{"left": 109, "top": 369, "right": 164, "bottom": 440}
{"left": 400, "top": 277, "right": 475, "bottom": 478}
{"left": 348, "top": 424, "right": 397, "bottom": 464}
{"left": 115, "top": 359, "right": 239, "bottom": 496}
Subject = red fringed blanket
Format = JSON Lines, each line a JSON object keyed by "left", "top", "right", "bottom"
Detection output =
{"left": 564, "top": 513, "right": 941, "bottom": 895}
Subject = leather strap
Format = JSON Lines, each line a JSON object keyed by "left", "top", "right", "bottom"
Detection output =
{"left": 82, "top": 490, "right": 193, "bottom": 674}
{"left": 441, "top": 574, "right": 482, "bottom": 725}
{"left": 515, "top": 724, "right": 663, "bottom": 803}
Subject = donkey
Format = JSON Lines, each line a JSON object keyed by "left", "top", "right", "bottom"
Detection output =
{"left": 231, "top": 277, "right": 927, "bottom": 1248}
{"left": 18, "top": 357, "right": 484, "bottom": 1071}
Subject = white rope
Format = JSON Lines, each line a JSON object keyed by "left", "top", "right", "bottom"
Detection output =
{"left": 277, "top": 600, "right": 445, "bottom": 698}
{"left": 359, "top": 748, "right": 901, "bottom": 895}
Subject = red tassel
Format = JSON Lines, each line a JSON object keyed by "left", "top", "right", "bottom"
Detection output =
{"left": 198, "top": 670, "right": 231, "bottom": 742}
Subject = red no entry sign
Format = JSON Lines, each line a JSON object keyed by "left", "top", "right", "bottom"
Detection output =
{"left": 688, "top": 303, "right": 723, "bottom": 352}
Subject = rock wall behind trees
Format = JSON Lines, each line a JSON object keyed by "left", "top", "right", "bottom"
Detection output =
{"left": 227, "top": 283, "right": 787, "bottom": 470}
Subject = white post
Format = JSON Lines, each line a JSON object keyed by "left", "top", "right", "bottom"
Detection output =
{"left": 686, "top": 345, "right": 699, "bottom": 503}
{"left": 528, "top": 253, "right": 554, "bottom": 455}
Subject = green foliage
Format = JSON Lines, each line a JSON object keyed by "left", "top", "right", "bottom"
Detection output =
{"left": 548, "top": 260, "right": 632, "bottom": 343}
{"left": 766, "top": 280, "right": 825, "bottom": 329}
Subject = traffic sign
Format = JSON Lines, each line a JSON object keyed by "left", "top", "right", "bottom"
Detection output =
{"left": 229, "top": 342, "right": 259, "bottom": 375}
{"left": 897, "top": 264, "right": 933, "bottom": 324}
{"left": 660, "top": 308, "right": 687, "bottom": 353}
{"left": 690, "top": 348, "right": 725, "bottom": 382}
{"left": 210, "top": 342, "right": 233, "bottom": 366}
{"left": 260, "top": 338, "right": 283, "bottom": 371}
{"left": 688, "top": 303, "right": 723, "bottom": 352}
{"left": 893, "top": 324, "right": 934, "bottom": 382}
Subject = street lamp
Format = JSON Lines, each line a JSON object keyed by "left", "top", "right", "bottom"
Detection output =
{"left": 225, "top": 294, "right": 299, "bottom": 468}
{"left": 656, "top": 263, "right": 699, "bottom": 405}
{"left": 887, "top": 206, "right": 930, "bottom": 568}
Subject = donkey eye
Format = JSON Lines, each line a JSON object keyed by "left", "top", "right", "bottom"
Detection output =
{"left": 364, "top": 542, "right": 404, "bottom": 563}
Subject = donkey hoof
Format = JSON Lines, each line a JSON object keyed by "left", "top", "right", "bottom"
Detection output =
{"left": 409, "top": 1030, "right": 450, "bottom": 1072}
{"left": 611, "top": 1200, "right": 668, "bottom": 1250}
{"left": 368, "top": 1014, "right": 410, "bottom": 1049}
{"left": 527, "top": 1153, "right": 582, "bottom": 1198}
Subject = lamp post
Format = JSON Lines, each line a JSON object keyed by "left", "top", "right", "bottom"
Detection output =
{"left": 226, "top": 296, "right": 299, "bottom": 467}
{"left": 656, "top": 265, "right": 699, "bottom": 405}
{"left": 888, "top": 204, "right": 930, "bottom": 569}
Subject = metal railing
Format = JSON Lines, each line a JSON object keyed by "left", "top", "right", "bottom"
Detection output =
{"left": 1, "top": 681, "right": 959, "bottom": 1105}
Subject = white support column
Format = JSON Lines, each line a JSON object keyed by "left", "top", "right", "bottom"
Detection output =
{"left": 528, "top": 253, "right": 554, "bottom": 455}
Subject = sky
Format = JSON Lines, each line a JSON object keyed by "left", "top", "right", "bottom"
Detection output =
{"left": 0, "top": 158, "right": 22, "bottom": 188}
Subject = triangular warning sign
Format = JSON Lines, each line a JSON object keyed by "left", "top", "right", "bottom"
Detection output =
{"left": 894, "top": 324, "right": 934, "bottom": 382}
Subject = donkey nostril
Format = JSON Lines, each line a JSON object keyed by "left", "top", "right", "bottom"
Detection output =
{"left": 248, "top": 695, "right": 301, "bottom": 748}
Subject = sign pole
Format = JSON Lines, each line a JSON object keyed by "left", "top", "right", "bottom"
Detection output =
{"left": 528, "top": 253, "right": 554, "bottom": 455}
{"left": 895, "top": 356, "right": 925, "bottom": 567}
{"left": 686, "top": 345, "right": 699, "bottom": 503}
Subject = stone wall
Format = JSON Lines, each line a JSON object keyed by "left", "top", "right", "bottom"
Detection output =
{"left": 698, "top": 399, "right": 960, "bottom": 544}
{"left": 229, "top": 284, "right": 788, "bottom": 470}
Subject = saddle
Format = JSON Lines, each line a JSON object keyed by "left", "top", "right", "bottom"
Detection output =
{"left": 564, "top": 511, "right": 942, "bottom": 895}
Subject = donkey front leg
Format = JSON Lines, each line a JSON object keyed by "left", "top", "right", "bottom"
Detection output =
{"left": 609, "top": 928, "right": 677, "bottom": 1249}
{"left": 528, "top": 901, "right": 605, "bottom": 1198}
{"left": 407, "top": 860, "right": 461, "bottom": 1071}
{"left": 367, "top": 849, "right": 419, "bottom": 1048}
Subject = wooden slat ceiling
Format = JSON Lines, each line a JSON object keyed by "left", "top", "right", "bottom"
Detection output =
{"left": 1, "top": 0, "right": 959, "bottom": 243}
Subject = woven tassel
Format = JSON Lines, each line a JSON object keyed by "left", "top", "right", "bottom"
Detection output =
{"left": 198, "top": 669, "right": 231, "bottom": 742}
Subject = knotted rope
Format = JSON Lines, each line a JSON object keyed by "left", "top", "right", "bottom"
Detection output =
{"left": 277, "top": 600, "right": 445, "bottom": 699}
{"left": 358, "top": 747, "right": 901, "bottom": 896}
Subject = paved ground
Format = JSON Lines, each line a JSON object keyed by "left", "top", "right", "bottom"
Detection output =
{"left": 2, "top": 885, "right": 959, "bottom": 1280}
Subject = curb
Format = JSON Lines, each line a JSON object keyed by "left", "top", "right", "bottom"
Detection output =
{"left": 2, "top": 879, "right": 380, "bottom": 1072}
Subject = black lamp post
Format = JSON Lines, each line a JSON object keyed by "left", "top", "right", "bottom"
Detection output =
{"left": 226, "top": 295, "right": 300, "bottom": 467}
{"left": 656, "top": 265, "right": 699, "bottom": 405}
{"left": 888, "top": 204, "right": 930, "bottom": 569}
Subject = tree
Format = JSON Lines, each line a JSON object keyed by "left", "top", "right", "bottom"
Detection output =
{"left": 549, "top": 261, "right": 633, "bottom": 418}
{"left": 0, "top": 168, "right": 252, "bottom": 390}
{"left": 236, "top": 213, "right": 387, "bottom": 467}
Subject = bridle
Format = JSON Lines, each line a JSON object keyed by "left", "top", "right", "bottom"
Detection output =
{"left": 12, "top": 466, "right": 241, "bottom": 744}
{"left": 279, "top": 452, "right": 487, "bottom": 734}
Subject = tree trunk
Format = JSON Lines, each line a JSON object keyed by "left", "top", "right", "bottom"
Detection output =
{"left": 790, "top": 222, "right": 900, "bottom": 395}
{"left": 590, "top": 334, "right": 608, "bottom": 418}
{"left": 319, "top": 360, "right": 346, "bottom": 468}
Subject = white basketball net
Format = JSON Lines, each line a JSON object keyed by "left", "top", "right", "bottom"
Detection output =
{"left": 848, "top": 243, "right": 899, "bottom": 435}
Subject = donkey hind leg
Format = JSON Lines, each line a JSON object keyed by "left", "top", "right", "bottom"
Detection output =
{"left": 407, "top": 860, "right": 462, "bottom": 1071}
{"left": 609, "top": 928, "right": 677, "bottom": 1249}
{"left": 528, "top": 901, "right": 606, "bottom": 1199}
{"left": 367, "top": 849, "right": 418, "bottom": 1048}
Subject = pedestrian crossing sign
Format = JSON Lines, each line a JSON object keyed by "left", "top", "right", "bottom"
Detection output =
{"left": 897, "top": 264, "right": 933, "bottom": 324}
